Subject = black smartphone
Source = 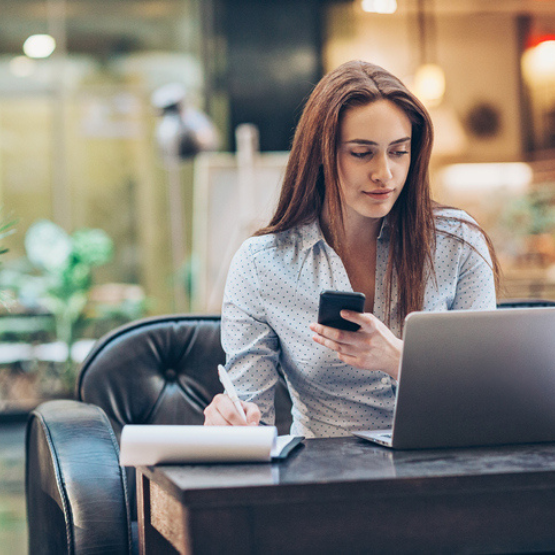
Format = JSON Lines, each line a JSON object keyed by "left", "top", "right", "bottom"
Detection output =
{"left": 317, "top": 290, "right": 366, "bottom": 332}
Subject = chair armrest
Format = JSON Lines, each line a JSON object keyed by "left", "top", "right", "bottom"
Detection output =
{"left": 26, "top": 400, "right": 132, "bottom": 555}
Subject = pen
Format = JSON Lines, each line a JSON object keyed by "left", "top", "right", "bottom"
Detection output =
{"left": 217, "top": 364, "right": 247, "bottom": 423}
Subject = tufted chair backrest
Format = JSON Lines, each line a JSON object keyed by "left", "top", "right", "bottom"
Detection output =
{"left": 76, "top": 314, "right": 292, "bottom": 519}
{"left": 78, "top": 314, "right": 225, "bottom": 435}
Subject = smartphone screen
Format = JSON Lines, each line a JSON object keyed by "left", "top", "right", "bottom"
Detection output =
{"left": 317, "top": 290, "right": 366, "bottom": 331}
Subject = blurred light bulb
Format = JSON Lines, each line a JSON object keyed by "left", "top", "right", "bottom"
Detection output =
{"left": 522, "top": 40, "right": 555, "bottom": 81}
{"left": 361, "top": 0, "right": 397, "bottom": 14}
{"left": 413, "top": 63, "right": 445, "bottom": 107}
{"left": 23, "top": 34, "right": 56, "bottom": 59}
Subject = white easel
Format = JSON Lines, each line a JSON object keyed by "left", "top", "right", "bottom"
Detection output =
{"left": 206, "top": 124, "right": 262, "bottom": 310}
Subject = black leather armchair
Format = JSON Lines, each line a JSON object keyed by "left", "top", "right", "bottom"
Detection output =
{"left": 25, "top": 314, "right": 293, "bottom": 555}
{"left": 497, "top": 298, "right": 555, "bottom": 308}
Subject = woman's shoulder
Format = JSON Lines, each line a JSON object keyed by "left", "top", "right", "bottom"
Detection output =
{"left": 433, "top": 206, "right": 488, "bottom": 249}
{"left": 434, "top": 206, "right": 478, "bottom": 226}
{"left": 236, "top": 225, "right": 307, "bottom": 258}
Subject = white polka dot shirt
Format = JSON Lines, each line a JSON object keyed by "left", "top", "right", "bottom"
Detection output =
{"left": 221, "top": 208, "right": 497, "bottom": 438}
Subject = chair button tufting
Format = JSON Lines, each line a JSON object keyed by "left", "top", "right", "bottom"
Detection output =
{"left": 165, "top": 368, "right": 177, "bottom": 381}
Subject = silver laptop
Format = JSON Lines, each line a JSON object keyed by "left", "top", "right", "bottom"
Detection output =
{"left": 353, "top": 307, "right": 555, "bottom": 449}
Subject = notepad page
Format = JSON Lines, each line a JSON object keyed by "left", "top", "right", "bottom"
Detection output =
{"left": 119, "top": 425, "right": 277, "bottom": 465}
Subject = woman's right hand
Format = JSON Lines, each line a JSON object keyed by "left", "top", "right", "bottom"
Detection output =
{"left": 203, "top": 394, "right": 261, "bottom": 426}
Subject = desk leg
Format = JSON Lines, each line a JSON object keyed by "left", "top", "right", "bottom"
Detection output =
{"left": 136, "top": 470, "right": 180, "bottom": 554}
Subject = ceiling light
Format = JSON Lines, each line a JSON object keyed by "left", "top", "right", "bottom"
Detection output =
{"left": 522, "top": 40, "right": 555, "bottom": 81}
{"left": 23, "top": 34, "right": 56, "bottom": 59}
{"left": 413, "top": 63, "right": 445, "bottom": 107}
{"left": 361, "top": 0, "right": 397, "bottom": 14}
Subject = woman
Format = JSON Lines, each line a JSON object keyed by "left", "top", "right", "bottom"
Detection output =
{"left": 204, "top": 60, "right": 500, "bottom": 437}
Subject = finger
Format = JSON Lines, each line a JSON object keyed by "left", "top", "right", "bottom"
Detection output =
{"left": 203, "top": 394, "right": 232, "bottom": 425}
{"left": 241, "top": 400, "right": 261, "bottom": 426}
{"left": 340, "top": 310, "right": 376, "bottom": 328}
{"left": 309, "top": 322, "right": 352, "bottom": 345}
{"left": 204, "top": 411, "right": 231, "bottom": 426}
{"left": 204, "top": 404, "right": 233, "bottom": 426}
{"left": 205, "top": 394, "right": 247, "bottom": 426}
{"left": 223, "top": 397, "right": 251, "bottom": 425}
{"left": 312, "top": 332, "right": 358, "bottom": 356}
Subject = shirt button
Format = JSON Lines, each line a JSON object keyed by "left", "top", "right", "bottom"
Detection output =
{"left": 381, "top": 377, "right": 389, "bottom": 385}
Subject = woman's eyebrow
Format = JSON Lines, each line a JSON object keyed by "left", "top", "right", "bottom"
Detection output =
{"left": 344, "top": 137, "right": 411, "bottom": 146}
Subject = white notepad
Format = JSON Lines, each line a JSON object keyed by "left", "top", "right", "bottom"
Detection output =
{"left": 119, "top": 425, "right": 303, "bottom": 466}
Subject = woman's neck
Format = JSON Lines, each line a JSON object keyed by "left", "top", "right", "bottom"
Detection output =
{"left": 320, "top": 205, "right": 382, "bottom": 253}
{"left": 320, "top": 206, "right": 380, "bottom": 310}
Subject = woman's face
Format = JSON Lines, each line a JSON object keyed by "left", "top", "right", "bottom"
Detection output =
{"left": 336, "top": 99, "right": 412, "bottom": 228}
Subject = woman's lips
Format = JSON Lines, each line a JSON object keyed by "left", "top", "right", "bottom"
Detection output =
{"left": 363, "top": 189, "right": 394, "bottom": 200}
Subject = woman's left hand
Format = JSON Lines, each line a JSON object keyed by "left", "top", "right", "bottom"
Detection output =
{"left": 309, "top": 310, "right": 403, "bottom": 380}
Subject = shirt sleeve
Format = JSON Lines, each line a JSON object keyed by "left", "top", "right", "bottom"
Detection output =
{"left": 450, "top": 220, "right": 497, "bottom": 311}
{"left": 221, "top": 240, "right": 281, "bottom": 425}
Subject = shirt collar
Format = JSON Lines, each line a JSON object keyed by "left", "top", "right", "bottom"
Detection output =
{"left": 377, "top": 216, "right": 391, "bottom": 241}
{"left": 299, "top": 219, "right": 326, "bottom": 253}
{"left": 299, "top": 216, "right": 390, "bottom": 252}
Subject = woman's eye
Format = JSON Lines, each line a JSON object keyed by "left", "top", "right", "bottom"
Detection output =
{"left": 391, "top": 150, "right": 409, "bottom": 157}
{"left": 350, "top": 151, "right": 372, "bottom": 159}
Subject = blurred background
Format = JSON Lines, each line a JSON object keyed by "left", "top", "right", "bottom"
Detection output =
{"left": 2, "top": 0, "right": 555, "bottom": 551}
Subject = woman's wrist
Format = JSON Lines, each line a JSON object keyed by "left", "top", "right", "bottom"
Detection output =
{"left": 385, "top": 337, "right": 403, "bottom": 380}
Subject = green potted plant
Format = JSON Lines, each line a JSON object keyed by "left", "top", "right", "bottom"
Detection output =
{"left": 501, "top": 187, "right": 555, "bottom": 266}
{"left": 0, "top": 211, "right": 17, "bottom": 305}
{"left": 20, "top": 220, "right": 113, "bottom": 388}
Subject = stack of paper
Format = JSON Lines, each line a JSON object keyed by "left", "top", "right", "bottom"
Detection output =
{"left": 119, "top": 425, "right": 303, "bottom": 466}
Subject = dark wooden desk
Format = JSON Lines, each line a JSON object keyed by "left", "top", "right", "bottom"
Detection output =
{"left": 137, "top": 437, "right": 555, "bottom": 554}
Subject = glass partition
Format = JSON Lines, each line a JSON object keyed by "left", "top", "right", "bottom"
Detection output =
{"left": 0, "top": 0, "right": 207, "bottom": 315}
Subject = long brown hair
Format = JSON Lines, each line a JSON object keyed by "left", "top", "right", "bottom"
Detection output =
{"left": 256, "top": 60, "right": 500, "bottom": 324}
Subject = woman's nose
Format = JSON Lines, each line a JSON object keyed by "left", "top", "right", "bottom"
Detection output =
{"left": 370, "top": 154, "right": 393, "bottom": 185}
